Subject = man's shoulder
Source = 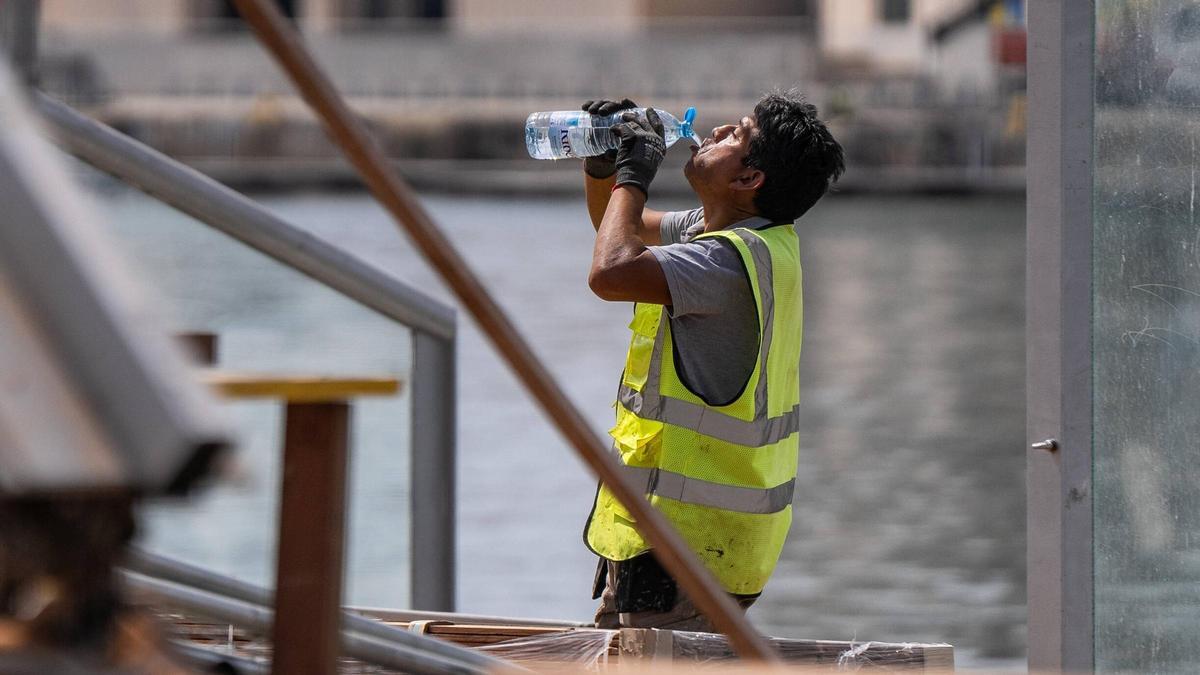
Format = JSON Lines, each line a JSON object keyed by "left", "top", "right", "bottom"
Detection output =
{"left": 662, "top": 207, "right": 705, "bottom": 244}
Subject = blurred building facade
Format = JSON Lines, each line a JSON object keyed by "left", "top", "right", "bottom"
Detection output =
{"left": 39, "top": 0, "right": 807, "bottom": 32}
{"left": 41, "top": 0, "right": 445, "bottom": 32}
{"left": 32, "top": 0, "right": 1028, "bottom": 193}
{"left": 40, "top": 0, "right": 1021, "bottom": 78}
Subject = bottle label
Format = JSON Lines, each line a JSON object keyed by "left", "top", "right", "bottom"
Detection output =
{"left": 557, "top": 125, "right": 574, "bottom": 158}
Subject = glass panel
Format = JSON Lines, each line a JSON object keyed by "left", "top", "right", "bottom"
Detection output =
{"left": 1095, "top": 2, "right": 1200, "bottom": 671}
{"left": 66, "top": 158, "right": 414, "bottom": 608}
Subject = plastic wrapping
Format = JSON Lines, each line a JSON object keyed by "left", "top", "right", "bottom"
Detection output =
{"left": 475, "top": 629, "right": 618, "bottom": 669}
{"left": 667, "top": 629, "right": 951, "bottom": 669}
{"left": 834, "top": 640, "right": 952, "bottom": 669}
{"left": 669, "top": 630, "right": 735, "bottom": 662}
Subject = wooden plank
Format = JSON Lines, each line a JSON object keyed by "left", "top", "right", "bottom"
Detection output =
{"left": 270, "top": 402, "right": 350, "bottom": 675}
{"left": 358, "top": 607, "right": 584, "bottom": 628}
{"left": 426, "top": 625, "right": 565, "bottom": 637}
{"left": 200, "top": 370, "right": 400, "bottom": 401}
{"left": 921, "top": 644, "right": 956, "bottom": 672}
{"left": 390, "top": 622, "right": 572, "bottom": 641}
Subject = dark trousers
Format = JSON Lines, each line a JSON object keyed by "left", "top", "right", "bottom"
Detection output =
{"left": 591, "top": 553, "right": 758, "bottom": 631}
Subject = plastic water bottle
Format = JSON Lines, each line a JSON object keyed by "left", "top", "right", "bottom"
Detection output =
{"left": 525, "top": 107, "right": 698, "bottom": 160}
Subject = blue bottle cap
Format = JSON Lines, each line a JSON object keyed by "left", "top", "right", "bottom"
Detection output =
{"left": 681, "top": 107, "right": 696, "bottom": 140}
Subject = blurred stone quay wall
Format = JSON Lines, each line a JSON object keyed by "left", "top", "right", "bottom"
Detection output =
{"left": 38, "top": 26, "right": 1025, "bottom": 194}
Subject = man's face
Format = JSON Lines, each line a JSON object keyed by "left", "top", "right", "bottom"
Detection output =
{"left": 684, "top": 114, "right": 759, "bottom": 190}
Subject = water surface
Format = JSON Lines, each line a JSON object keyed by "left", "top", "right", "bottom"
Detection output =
{"left": 85, "top": 182, "right": 1024, "bottom": 669}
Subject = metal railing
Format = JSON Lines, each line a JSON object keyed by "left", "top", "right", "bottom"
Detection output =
{"left": 35, "top": 93, "right": 459, "bottom": 613}
{"left": 122, "top": 550, "right": 512, "bottom": 674}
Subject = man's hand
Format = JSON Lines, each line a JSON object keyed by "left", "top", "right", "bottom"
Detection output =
{"left": 612, "top": 108, "right": 666, "bottom": 197}
{"left": 581, "top": 98, "right": 637, "bottom": 179}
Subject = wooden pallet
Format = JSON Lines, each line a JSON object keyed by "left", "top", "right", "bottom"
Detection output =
{"left": 163, "top": 611, "right": 954, "bottom": 672}
{"left": 395, "top": 621, "right": 952, "bottom": 670}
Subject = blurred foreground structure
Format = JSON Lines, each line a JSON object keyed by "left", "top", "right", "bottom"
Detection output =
{"left": 31, "top": 0, "right": 1027, "bottom": 192}
{"left": 0, "top": 47, "right": 230, "bottom": 670}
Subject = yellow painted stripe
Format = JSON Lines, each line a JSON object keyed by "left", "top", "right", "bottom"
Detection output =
{"left": 200, "top": 370, "right": 402, "bottom": 402}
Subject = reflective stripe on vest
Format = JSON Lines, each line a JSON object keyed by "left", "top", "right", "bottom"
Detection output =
{"left": 618, "top": 385, "right": 801, "bottom": 447}
{"left": 620, "top": 464, "right": 796, "bottom": 514}
{"left": 617, "top": 228, "right": 793, "bottom": 444}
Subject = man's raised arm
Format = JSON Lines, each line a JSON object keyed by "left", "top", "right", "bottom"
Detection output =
{"left": 588, "top": 109, "right": 671, "bottom": 306}
{"left": 581, "top": 98, "right": 665, "bottom": 244}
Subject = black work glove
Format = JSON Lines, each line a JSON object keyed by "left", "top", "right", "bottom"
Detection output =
{"left": 611, "top": 108, "right": 666, "bottom": 197}
{"left": 581, "top": 98, "right": 637, "bottom": 179}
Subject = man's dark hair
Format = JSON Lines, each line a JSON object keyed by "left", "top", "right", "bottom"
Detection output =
{"left": 745, "top": 91, "right": 845, "bottom": 222}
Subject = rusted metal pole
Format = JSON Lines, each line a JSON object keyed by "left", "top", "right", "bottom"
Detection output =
{"left": 230, "top": 0, "right": 777, "bottom": 661}
{"left": 272, "top": 402, "right": 351, "bottom": 675}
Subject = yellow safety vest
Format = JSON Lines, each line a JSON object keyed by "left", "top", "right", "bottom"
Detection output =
{"left": 584, "top": 223, "right": 803, "bottom": 595}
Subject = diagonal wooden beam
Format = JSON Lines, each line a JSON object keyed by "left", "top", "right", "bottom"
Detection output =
{"left": 228, "top": 0, "right": 778, "bottom": 661}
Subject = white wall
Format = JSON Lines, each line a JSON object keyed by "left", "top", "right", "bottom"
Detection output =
{"left": 41, "top": 0, "right": 192, "bottom": 33}
{"left": 451, "top": 0, "right": 644, "bottom": 33}
{"left": 931, "top": 21, "right": 995, "bottom": 98}
{"left": 40, "top": 0, "right": 383, "bottom": 34}
{"left": 817, "top": 0, "right": 978, "bottom": 73}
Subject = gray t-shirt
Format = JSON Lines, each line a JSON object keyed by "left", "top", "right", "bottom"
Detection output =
{"left": 648, "top": 208, "right": 771, "bottom": 406}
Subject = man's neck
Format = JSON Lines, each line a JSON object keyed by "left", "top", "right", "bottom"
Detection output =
{"left": 700, "top": 201, "right": 761, "bottom": 232}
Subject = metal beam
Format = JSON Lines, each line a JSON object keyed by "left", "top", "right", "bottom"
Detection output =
{"left": 124, "top": 548, "right": 511, "bottom": 671}
{"left": 1026, "top": 0, "right": 1094, "bottom": 670}
{"left": 121, "top": 572, "right": 500, "bottom": 675}
{"left": 170, "top": 641, "right": 270, "bottom": 675}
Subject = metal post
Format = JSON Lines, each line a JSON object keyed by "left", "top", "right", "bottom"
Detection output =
{"left": 411, "top": 330, "right": 456, "bottom": 611}
{"left": 123, "top": 549, "right": 514, "bottom": 670}
{"left": 272, "top": 402, "right": 351, "bottom": 675}
{"left": 1026, "top": 0, "right": 1094, "bottom": 671}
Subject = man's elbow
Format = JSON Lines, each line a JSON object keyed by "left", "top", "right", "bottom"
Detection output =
{"left": 588, "top": 248, "right": 664, "bottom": 303}
{"left": 588, "top": 265, "right": 625, "bottom": 301}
